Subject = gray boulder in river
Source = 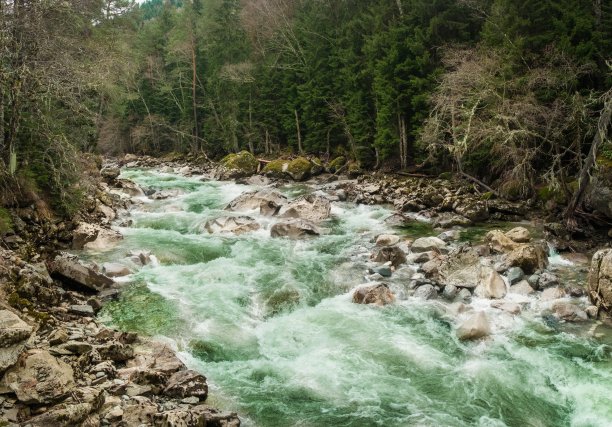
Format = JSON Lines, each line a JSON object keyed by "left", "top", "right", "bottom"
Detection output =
{"left": 279, "top": 194, "right": 331, "bottom": 223}
{"left": 225, "top": 189, "right": 287, "bottom": 215}
{"left": 271, "top": 219, "right": 320, "bottom": 238}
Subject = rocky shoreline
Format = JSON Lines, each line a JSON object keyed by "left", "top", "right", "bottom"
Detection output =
{"left": 0, "top": 152, "right": 610, "bottom": 426}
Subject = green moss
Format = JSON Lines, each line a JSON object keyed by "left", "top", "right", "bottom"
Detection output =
{"left": 438, "top": 172, "right": 453, "bottom": 180}
{"left": 347, "top": 162, "right": 362, "bottom": 178}
{"left": 0, "top": 208, "right": 13, "bottom": 234}
{"left": 481, "top": 191, "right": 494, "bottom": 200}
{"left": 537, "top": 186, "right": 566, "bottom": 204}
{"left": 8, "top": 292, "right": 32, "bottom": 309}
{"left": 328, "top": 156, "right": 346, "bottom": 173}
{"left": 221, "top": 150, "right": 258, "bottom": 175}
{"left": 262, "top": 159, "right": 288, "bottom": 177}
{"left": 311, "top": 157, "right": 324, "bottom": 175}
{"left": 287, "top": 157, "right": 312, "bottom": 181}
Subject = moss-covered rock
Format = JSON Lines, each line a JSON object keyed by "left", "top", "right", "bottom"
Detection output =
{"left": 219, "top": 151, "right": 258, "bottom": 179}
{"left": 287, "top": 157, "right": 312, "bottom": 181}
{"left": 310, "top": 157, "right": 324, "bottom": 176}
{"left": 347, "top": 162, "right": 363, "bottom": 178}
{"left": 262, "top": 159, "right": 289, "bottom": 179}
{"left": 327, "top": 156, "right": 346, "bottom": 173}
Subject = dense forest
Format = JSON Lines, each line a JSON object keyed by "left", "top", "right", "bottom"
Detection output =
{"left": 0, "top": 0, "right": 611, "bottom": 216}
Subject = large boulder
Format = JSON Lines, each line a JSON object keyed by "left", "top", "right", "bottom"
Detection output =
{"left": 201, "top": 216, "right": 260, "bottom": 235}
{"left": 49, "top": 252, "right": 114, "bottom": 292}
{"left": 454, "top": 201, "right": 489, "bottom": 222}
{"left": 217, "top": 150, "right": 258, "bottom": 179}
{"left": 225, "top": 189, "right": 287, "bottom": 214}
{"left": 164, "top": 370, "right": 208, "bottom": 401}
{"left": 456, "top": 311, "right": 491, "bottom": 340}
{"left": 1, "top": 350, "right": 75, "bottom": 404}
{"left": 375, "top": 234, "right": 400, "bottom": 247}
{"left": 286, "top": 157, "right": 312, "bottom": 181}
{"left": 505, "top": 227, "right": 531, "bottom": 243}
{"left": 371, "top": 246, "right": 407, "bottom": 268}
{"left": 438, "top": 247, "right": 481, "bottom": 289}
{"left": 503, "top": 244, "right": 548, "bottom": 274}
{"left": 102, "top": 262, "right": 132, "bottom": 278}
{"left": 0, "top": 310, "right": 33, "bottom": 373}
{"left": 271, "top": 219, "right": 320, "bottom": 238}
{"left": 26, "top": 386, "right": 103, "bottom": 426}
{"left": 485, "top": 230, "right": 520, "bottom": 253}
{"left": 72, "top": 222, "right": 123, "bottom": 251}
{"left": 475, "top": 267, "right": 507, "bottom": 299}
{"left": 585, "top": 162, "right": 612, "bottom": 220}
{"left": 411, "top": 236, "right": 447, "bottom": 253}
{"left": 279, "top": 194, "right": 331, "bottom": 223}
{"left": 352, "top": 283, "right": 395, "bottom": 306}
{"left": 116, "top": 179, "right": 145, "bottom": 197}
{"left": 588, "top": 249, "right": 612, "bottom": 313}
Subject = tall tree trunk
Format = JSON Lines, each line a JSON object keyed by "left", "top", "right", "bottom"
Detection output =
{"left": 265, "top": 128, "right": 270, "bottom": 155}
{"left": 191, "top": 33, "right": 199, "bottom": 151}
{"left": 248, "top": 96, "right": 254, "bottom": 153}
{"left": 294, "top": 109, "right": 303, "bottom": 154}
{"left": 564, "top": 90, "right": 612, "bottom": 227}
{"left": 398, "top": 113, "right": 408, "bottom": 169}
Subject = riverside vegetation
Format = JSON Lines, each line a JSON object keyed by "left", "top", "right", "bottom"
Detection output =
{"left": 0, "top": 0, "right": 611, "bottom": 426}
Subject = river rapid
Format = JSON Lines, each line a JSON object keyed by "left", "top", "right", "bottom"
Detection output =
{"left": 85, "top": 168, "right": 611, "bottom": 427}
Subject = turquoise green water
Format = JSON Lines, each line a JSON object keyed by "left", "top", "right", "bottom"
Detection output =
{"left": 95, "top": 169, "right": 612, "bottom": 427}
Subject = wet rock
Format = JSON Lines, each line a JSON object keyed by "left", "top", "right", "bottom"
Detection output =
{"left": 505, "top": 227, "right": 531, "bottom": 243}
{"left": 505, "top": 267, "right": 524, "bottom": 285}
{"left": 101, "top": 166, "right": 120, "bottom": 182}
{"left": 502, "top": 244, "right": 548, "bottom": 274}
{"left": 151, "top": 189, "right": 184, "bottom": 200}
{"left": 0, "top": 310, "right": 33, "bottom": 373}
{"left": 551, "top": 301, "right": 588, "bottom": 322}
{"left": 456, "top": 312, "right": 491, "bottom": 340}
{"left": 371, "top": 246, "right": 407, "bottom": 268}
{"left": 375, "top": 234, "right": 400, "bottom": 247}
{"left": 1, "top": 350, "right": 75, "bottom": 404}
{"left": 588, "top": 249, "right": 612, "bottom": 313}
{"left": 455, "top": 201, "right": 489, "bottom": 222}
{"left": 491, "top": 301, "right": 521, "bottom": 315}
{"left": 538, "top": 272, "right": 559, "bottom": 289}
{"left": 585, "top": 305, "right": 599, "bottom": 319}
{"left": 371, "top": 266, "right": 392, "bottom": 278}
{"left": 129, "top": 250, "right": 153, "bottom": 266}
{"left": 541, "top": 287, "right": 566, "bottom": 301}
{"left": 271, "top": 219, "right": 320, "bottom": 239}
{"left": 443, "top": 284, "right": 458, "bottom": 300}
{"left": 438, "top": 247, "right": 481, "bottom": 289}
{"left": 411, "top": 236, "right": 447, "bottom": 253}
{"left": 279, "top": 194, "right": 331, "bottom": 223}
{"left": 457, "top": 288, "right": 472, "bottom": 302}
{"left": 164, "top": 370, "right": 208, "bottom": 401}
{"left": 49, "top": 253, "right": 114, "bottom": 292}
{"left": 509, "top": 280, "right": 535, "bottom": 295}
{"left": 226, "top": 189, "right": 287, "bottom": 213}
{"left": 527, "top": 274, "right": 540, "bottom": 289}
{"left": 102, "top": 262, "right": 131, "bottom": 278}
{"left": 96, "top": 341, "right": 134, "bottom": 362}
{"left": 202, "top": 216, "right": 260, "bottom": 235}
{"left": 485, "top": 230, "right": 519, "bottom": 253}
{"left": 475, "top": 267, "right": 507, "bottom": 299}
{"left": 414, "top": 284, "right": 437, "bottom": 300}
{"left": 116, "top": 178, "right": 146, "bottom": 197}
{"left": 432, "top": 212, "right": 471, "bottom": 228}
{"left": 72, "top": 222, "right": 123, "bottom": 250}
{"left": 352, "top": 283, "right": 395, "bottom": 306}
{"left": 437, "top": 229, "right": 462, "bottom": 242}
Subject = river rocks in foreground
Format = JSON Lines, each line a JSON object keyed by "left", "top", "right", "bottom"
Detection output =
{"left": 0, "top": 310, "right": 33, "bottom": 373}
{"left": 279, "top": 194, "right": 331, "bottom": 223}
{"left": 352, "top": 283, "right": 395, "bottom": 306}
{"left": 475, "top": 267, "right": 507, "bottom": 299}
{"left": 375, "top": 234, "right": 400, "bottom": 247}
{"left": 411, "top": 236, "right": 447, "bottom": 253}
{"left": 202, "top": 215, "right": 261, "bottom": 235}
{"left": 371, "top": 246, "right": 407, "bottom": 268}
{"left": 50, "top": 252, "right": 114, "bottom": 292}
{"left": 216, "top": 150, "right": 259, "bottom": 179}
{"left": 505, "top": 226, "right": 531, "bottom": 243}
{"left": 271, "top": 219, "right": 320, "bottom": 238}
{"left": 1, "top": 349, "right": 76, "bottom": 404}
{"left": 456, "top": 312, "right": 491, "bottom": 340}
{"left": 588, "top": 249, "right": 612, "bottom": 314}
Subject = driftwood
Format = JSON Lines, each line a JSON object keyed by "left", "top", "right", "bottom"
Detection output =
{"left": 395, "top": 171, "right": 432, "bottom": 178}
{"left": 459, "top": 172, "right": 499, "bottom": 197}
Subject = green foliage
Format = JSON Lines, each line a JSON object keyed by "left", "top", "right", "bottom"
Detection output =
{"left": 328, "top": 156, "right": 347, "bottom": 173}
{"left": 0, "top": 208, "right": 13, "bottom": 234}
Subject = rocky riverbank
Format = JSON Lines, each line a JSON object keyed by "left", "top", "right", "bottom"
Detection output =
{"left": 0, "top": 156, "right": 239, "bottom": 426}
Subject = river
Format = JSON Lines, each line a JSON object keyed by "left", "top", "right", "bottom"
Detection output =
{"left": 86, "top": 168, "right": 611, "bottom": 427}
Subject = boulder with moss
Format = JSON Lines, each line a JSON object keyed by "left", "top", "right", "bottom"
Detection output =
{"left": 262, "top": 159, "right": 289, "bottom": 179}
{"left": 327, "top": 156, "right": 346, "bottom": 173}
{"left": 286, "top": 157, "right": 312, "bottom": 181}
{"left": 217, "top": 151, "right": 258, "bottom": 179}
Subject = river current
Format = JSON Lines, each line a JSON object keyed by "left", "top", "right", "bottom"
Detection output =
{"left": 85, "top": 168, "right": 611, "bottom": 427}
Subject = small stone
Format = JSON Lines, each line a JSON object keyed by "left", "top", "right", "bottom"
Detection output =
{"left": 540, "top": 287, "right": 565, "bottom": 301}
{"left": 48, "top": 329, "right": 68, "bottom": 346}
{"left": 585, "top": 306, "right": 599, "bottom": 319}
{"left": 527, "top": 274, "right": 540, "bottom": 290}
{"left": 411, "top": 237, "right": 447, "bottom": 253}
{"left": 443, "top": 284, "right": 458, "bottom": 300}
{"left": 538, "top": 272, "right": 559, "bottom": 289}
{"left": 371, "top": 266, "right": 392, "bottom": 278}
{"left": 551, "top": 301, "right": 588, "bottom": 322}
{"left": 69, "top": 304, "right": 95, "bottom": 316}
{"left": 491, "top": 301, "right": 521, "bottom": 315}
{"left": 414, "top": 284, "right": 437, "bottom": 300}
{"left": 505, "top": 267, "right": 524, "bottom": 285}
{"left": 375, "top": 234, "right": 400, "bottom": 247}
{"left": 181, "top": 396, "right": 200, "bottom": 405}
{"left": 457, "top": 288, "right": 472, "bottom": 302}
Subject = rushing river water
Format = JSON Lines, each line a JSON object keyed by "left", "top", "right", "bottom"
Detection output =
{"left": 88, "top": 169, "right": 612, "bottom": 427}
